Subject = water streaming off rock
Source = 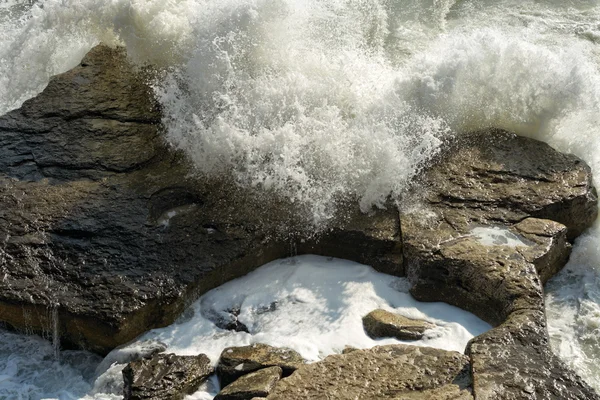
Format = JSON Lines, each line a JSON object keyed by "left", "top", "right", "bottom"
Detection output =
{"left": 0, "top": 0, "right": 599, "bottom": 396}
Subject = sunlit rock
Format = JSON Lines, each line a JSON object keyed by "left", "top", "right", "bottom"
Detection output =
{"left": 362, "top": 309, "right": 435, "bottom": 341}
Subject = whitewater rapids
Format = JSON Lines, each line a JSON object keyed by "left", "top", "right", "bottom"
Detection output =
{"left": 0, "top": 0, "right": 599, "bottom": 397}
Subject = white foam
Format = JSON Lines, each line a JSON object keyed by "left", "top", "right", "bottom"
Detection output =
{"left": 470, "top": 226, "right": 530, "bottom": 247}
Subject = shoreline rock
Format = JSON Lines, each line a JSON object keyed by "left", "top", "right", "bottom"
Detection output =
{"left": 122, "top": 353, "right": 213, "bottom": 400}
{"left": 216, "top": 344, "right": 304, "bottom": 387}
{"left": 0, "top": 45, "right": 598, "bottom": 399}
{"left": 362, "top": 309, "right": 435, "bottom": 341}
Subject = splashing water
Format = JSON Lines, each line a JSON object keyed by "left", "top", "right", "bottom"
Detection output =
{"left": 1, "top": 0, "right": 600, "bottom": 395}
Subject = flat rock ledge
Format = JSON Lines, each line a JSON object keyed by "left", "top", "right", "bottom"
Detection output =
{"left": 0, "top": 45, "right": 598, "bottom": 399}
{"left": 268, "top": 344, "right": 473, "bottom": 400}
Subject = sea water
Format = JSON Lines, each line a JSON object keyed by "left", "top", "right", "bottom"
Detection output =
{"left": 0, "top": 0, "right": 599, "bottom": 397}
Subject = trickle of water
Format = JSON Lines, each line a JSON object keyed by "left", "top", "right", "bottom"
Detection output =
{"left": 51, "top": 306, "right": 60, "bottom": 361}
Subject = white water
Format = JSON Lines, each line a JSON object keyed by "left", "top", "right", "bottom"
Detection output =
{"left": 1, "top": 0, "right": 600, "bottom": 395}
{"left": 0, "top": 256, "right": 491, "bottom": 399}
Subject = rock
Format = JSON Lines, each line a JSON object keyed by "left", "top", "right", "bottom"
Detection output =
{"left": 122, "top": 353, "right": 212, "bottom": 400}
{"left": 217, "top": 343, "right": 304, "bottom": 387}
{"left": 211, "top": 307, "right": 249, "bottom": 333}
{"left": 266, "top": 344, "right": 473, "bottom": 399}
{"left": 467, "top": 310, "right": 596, "bottom": 400}
{"left": 362, "top": 309, "right": 435, "bottom": 340}
{"left": 401, "top": 131, "right": 598, "bottom": 399}
{"left": 0, "top": 44, "right": 402, "bottom": 354}
{"left": 215, "top": 366, "right": 282, "bottom": 400}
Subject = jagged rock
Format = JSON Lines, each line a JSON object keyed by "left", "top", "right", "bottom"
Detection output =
{"left": 215, "top": 366, "right": 282, "bottom": 400}
{"left": 217, "top": 343, "right": 304, "bottom": 387}
{"left": 362, "top": 309, "right": 435, "bottom": 340}
{"left": 122, "top": 353, "right": 212, "bottom": 400}
{"left": 401, "top": 132, "right": 598, "bottom": 399}
{"left": 266, "top": 344, "right": 473, "bottom": 399}
{"left": 0, "top": 45, "right": 401, "bottom": 354}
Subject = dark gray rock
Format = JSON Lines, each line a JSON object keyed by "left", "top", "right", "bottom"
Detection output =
{"left": 217, "top": 343, "right": 304, "bottom": 387}
{"left": 362, "top": 309, "right": 435, "bottom": 340}
{"left": 215, "top": 366, "right": 282, "bottom": 400}
{"left": 0, "top": 45, "right": 402, "bottom": 354}
{"left": 266, "top": 344, "right": 473, "bottom": 399}
{"left": 122, "top": 353, "right": 212, "bottom": 400}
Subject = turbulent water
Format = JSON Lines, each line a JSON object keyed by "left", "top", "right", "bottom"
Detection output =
{"left": 1, "top": 0, "right": 600, "bottom": 397}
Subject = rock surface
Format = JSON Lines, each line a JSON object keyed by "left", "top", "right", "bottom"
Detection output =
{"left": 0, "top": 45, "right": 599, "bottom": 399}
{"left": 0, "top": 45, "right": 401, "bottom": 354}
{"left": 266, "top": 344, "right": 473, "bottom": 399}
{"left": 401, "top": 132, "right": 598, "bottom": 399}
{"left": 217, "top": 344, "right": 304, "bottom": 387}
{"left": 215, "top": 366, "right": 282, "bottom": 400}
{"left": 362, "top": 309, "right": 435, "bottom": 340}
{"left": 122, "top": 353, "right": 212, "bottom": 400}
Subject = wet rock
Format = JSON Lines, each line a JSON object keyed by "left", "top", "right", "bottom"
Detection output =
{"left": 401, "top": 131, "right": 599, "bottom": 399}
{"left": 212, "top": 308, "right": 249, "bottom": 333}
{"left": 467, "top": 309, "right": 596, "bottom": 400}
{"left": 0, "top": 45, "right": 401, "bottom": 354}
{"left": 122, "top": 353, "right": 212, "bottom": 400}
{"left": 215, "top": 366, "right": 282, "bottom": 400}
{"left": 362, "top": 309, "right": 435, "bottom": 341}
{"left": 217, "top": 343, "right": 304, "bottom": 387}
{"left": 1, "top": 44, "right": 598, "bottom": 399}
{"left": 94, "top": 339, "right": 167, "bottom": 379}
{"left": 266, "top": 344, "right": 473, "bottom": 399}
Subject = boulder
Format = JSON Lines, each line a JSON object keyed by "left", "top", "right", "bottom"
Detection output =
{"left": 266, "top": 344, "right": 473, "bottom": 399}
{"left": 215, "top": 366, "right": 282, "bottom": 400}
{"left": 362, "top": 309, "right": 435, "bottom": 340}
{"left": 122, "top": 353, "right": 212, "bottom": 400}
{"left": 217, "top": 343, "right": 304, "bottom": 387}
{"left": 0, "top": 45, "right": 402, "bottom": 354}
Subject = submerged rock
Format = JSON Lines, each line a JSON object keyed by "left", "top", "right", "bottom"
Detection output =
{"left": 266, "top": 344, "right": 473, "bottom": 399}
{"left": 217, "top": 343, "right": 304, "bottom": 387}
{"left": 122, "top": 353, "right": 212, "bottom": 400}
{"left": 215, "top": 366, "right": 282, "bottom": 400}
{"left": 362, "top": 309, "right": 435, "bottom": 341}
